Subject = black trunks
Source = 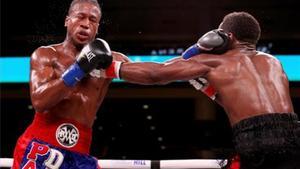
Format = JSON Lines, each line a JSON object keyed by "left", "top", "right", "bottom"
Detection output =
{"left": 232, "top": 113, "right": 300, "bottom": 169}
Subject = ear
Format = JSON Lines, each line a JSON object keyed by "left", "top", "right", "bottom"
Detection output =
{"left": 64, "top": 16, "right": 70, "bottom": 27}
{"left": 227, "top": 33, "right": 239, "bottom": 48}
{"left": 96, "top": 23, "right": 100, "bottom": 34}
{"left": 228, "top": 32, "right": 236, "bottom": 41}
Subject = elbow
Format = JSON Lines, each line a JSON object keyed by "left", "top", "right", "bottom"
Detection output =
{"left": 147, "top": 72, "right": 169, "bottom": 85}
{"left": 32, "top": 99, "right": 47, "bottom": 112}
{"left": 31, "top": 94, "right": 47, "bottom": 112}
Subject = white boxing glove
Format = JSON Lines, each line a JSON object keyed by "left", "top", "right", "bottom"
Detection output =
{"left": 89, "top": 61, "right": 122, "bottom": 79}
{"left": 189, "top": 77, "right": 217, "bottom": 100}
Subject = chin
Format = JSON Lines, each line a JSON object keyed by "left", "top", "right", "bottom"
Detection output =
{"left": 75, "top": 38, "right": 91, "bottom": 46}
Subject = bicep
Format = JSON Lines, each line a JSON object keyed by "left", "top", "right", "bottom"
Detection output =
{"left": 30, "top": 52, "right": 56, "bottom": 93}
{"left": 159, "top": 58, "right": 211, "bottom": 81}
{"left": 165, "top": 56, "right": 183, "bottom": 63}
{"left": 121, "top": 57, "right": 211, "bottom": 84}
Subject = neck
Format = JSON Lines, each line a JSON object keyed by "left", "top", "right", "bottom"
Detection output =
{"left": 234, "top": 41, "right": 256, "bottom": 51}
{"left": 62, "top": 37, "right": 84, "bottom": 58}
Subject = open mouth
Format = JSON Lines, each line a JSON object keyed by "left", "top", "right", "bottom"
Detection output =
{"left": 77, "top": 31, "right": 90, "bottom": 40}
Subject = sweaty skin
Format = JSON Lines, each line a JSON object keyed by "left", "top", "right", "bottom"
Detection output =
{"left": 205, "top": 49, "right": 293, "bottom": 125}
{"left": 120, "top": 44, "right": 294, "bottom": 126}
{"left": 30, "top": 2, "right": 129, "bottom": 128}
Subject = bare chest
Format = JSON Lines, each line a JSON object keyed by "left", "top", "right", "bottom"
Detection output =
{"left": 73, "top": 76, "right": 106, "bottom": 97}
{"left": 52, "top": 56, "right": 109, "bottom": 105}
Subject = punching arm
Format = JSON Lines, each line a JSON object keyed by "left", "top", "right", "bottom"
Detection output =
{"left": 120, "top": 57, "right": 212, "bottom": 85}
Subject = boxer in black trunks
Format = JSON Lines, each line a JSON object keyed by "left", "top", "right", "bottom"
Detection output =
{"left": 106, "top": 12, "right": 300, "bottom": 169}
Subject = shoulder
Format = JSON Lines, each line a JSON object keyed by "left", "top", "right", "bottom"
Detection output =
{"left": 256, "top": 51, "right": 276, "bottom": 59}
{"left": 255, "top": 51, "right": 282, "bottom": 67}
{"left": 31, "top": 44, "right": 61, "bottom": 63}
{"left": 256, "top": 51, "right": 279, "bottom": 61}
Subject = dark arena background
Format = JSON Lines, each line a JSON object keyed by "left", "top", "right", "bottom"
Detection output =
{"left": 1, "top": 0, "right": 300, "bottom": 164}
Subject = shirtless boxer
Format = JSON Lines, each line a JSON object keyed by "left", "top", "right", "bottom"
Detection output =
{"left": 106, "top": 12, "right": 300, "bottom": 169}
{"left": 11, "top": 0, "right": 128, "bottom": 168}
{"left": 12, "top": 0, "right": 215, "bottom": 168}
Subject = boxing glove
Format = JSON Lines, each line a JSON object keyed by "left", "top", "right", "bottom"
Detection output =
{"left": 182, "top": 29, "right": 230, "bottom": 59}
{"left": 89, "top": 61, "right": 123, "bottom": 79}
{"left": 189, "top": 77, "right": 216, "bottom": 100}
{"left": 62, "top": 38, "right": 113, "bottom": 86}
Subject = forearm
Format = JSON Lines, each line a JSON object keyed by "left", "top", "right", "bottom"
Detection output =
{"left": 31, "top": 79, "right": 73, "bottom": 112}
{"left": 120, "top": 62, "right": 164, "bottom": 85}
{"left": 120, "top": 60, "right": 211, "bottom": 85}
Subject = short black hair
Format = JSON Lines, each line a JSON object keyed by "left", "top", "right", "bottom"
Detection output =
{"left": 68, "top": 0, "right": 101, "bottom": 15}
{"left": 219, "top": 12, "right": 261, "bottom": 44}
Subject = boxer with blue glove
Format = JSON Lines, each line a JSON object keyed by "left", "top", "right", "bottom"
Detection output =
{"left": 12, "top": 1, "right": 128, "bottom": 168}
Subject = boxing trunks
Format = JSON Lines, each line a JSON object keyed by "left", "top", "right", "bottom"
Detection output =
{"left": 232, "top": 113, "right": 300, "bottom": 169}
{"left": 12, "top": 112, "right": 99, "bottom": 169}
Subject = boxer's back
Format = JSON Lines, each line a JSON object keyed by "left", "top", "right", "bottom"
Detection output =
{"left": 207, "top": 49, "right": 294, "bottom": 125}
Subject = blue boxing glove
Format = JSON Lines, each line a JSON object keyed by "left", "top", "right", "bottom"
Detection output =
{"left": 62, "top": 38, "right": 113, "bottom": 87}
{"left": 182, "top": 29, "right": 230, "bottom": 59}
{"left": 183, "top": 30, "right": 230, "bottom": 100}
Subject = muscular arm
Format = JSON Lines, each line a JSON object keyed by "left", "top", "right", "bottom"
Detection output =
{"left": 120, "top": 57, "right": 212, "bottom": 85}
{"left": 30, "top": 47, "right": 72, "bottom": 112}
{"left": 165, "top": 56, "right": 182, "bottom": 63}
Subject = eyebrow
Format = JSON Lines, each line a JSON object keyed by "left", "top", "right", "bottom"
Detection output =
{"left": 74, "top": 11, "right": 98, "bottom": 17}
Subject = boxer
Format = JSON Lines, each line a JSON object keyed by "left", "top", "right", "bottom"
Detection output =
{"left": 12, "top": 0, "right": 128, "bottom": 168}
{"left": 104, "top": 12, "right": 300, "bottom": 169}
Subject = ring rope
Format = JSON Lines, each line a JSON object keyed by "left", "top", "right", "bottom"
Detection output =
{"left": 0, "top": 158, "right": 226, "bottom": 168}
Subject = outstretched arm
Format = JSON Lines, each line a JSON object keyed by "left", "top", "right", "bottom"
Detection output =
{"left": 119, "top": 57, "right": 211, "bottom": 85}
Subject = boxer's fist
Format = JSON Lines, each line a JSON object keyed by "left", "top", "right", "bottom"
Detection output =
{"left": 189, "top": 77, "right": 216, "bottom": 100}
{"left": 81, "top": 38, "right": 113, "bottom": 70}
{"left": 97, "top": 52, "right": 131, "bottom": 79}
{"left": 62, "top": 38, "right": 113, "bottom": 86}
{"left": 182, "top": 29, "right": 230, "bottom": 59}
{"left": 197, "top": 29, "right": 230, "bottom": 54}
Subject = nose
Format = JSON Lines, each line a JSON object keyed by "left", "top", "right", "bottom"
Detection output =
{"left": 80, "top": 18, "right": 90, "bottom": 29}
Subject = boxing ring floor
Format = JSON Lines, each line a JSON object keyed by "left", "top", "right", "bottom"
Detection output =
{"left": 0, "top": 158, "right": 226, "bottom": 168}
